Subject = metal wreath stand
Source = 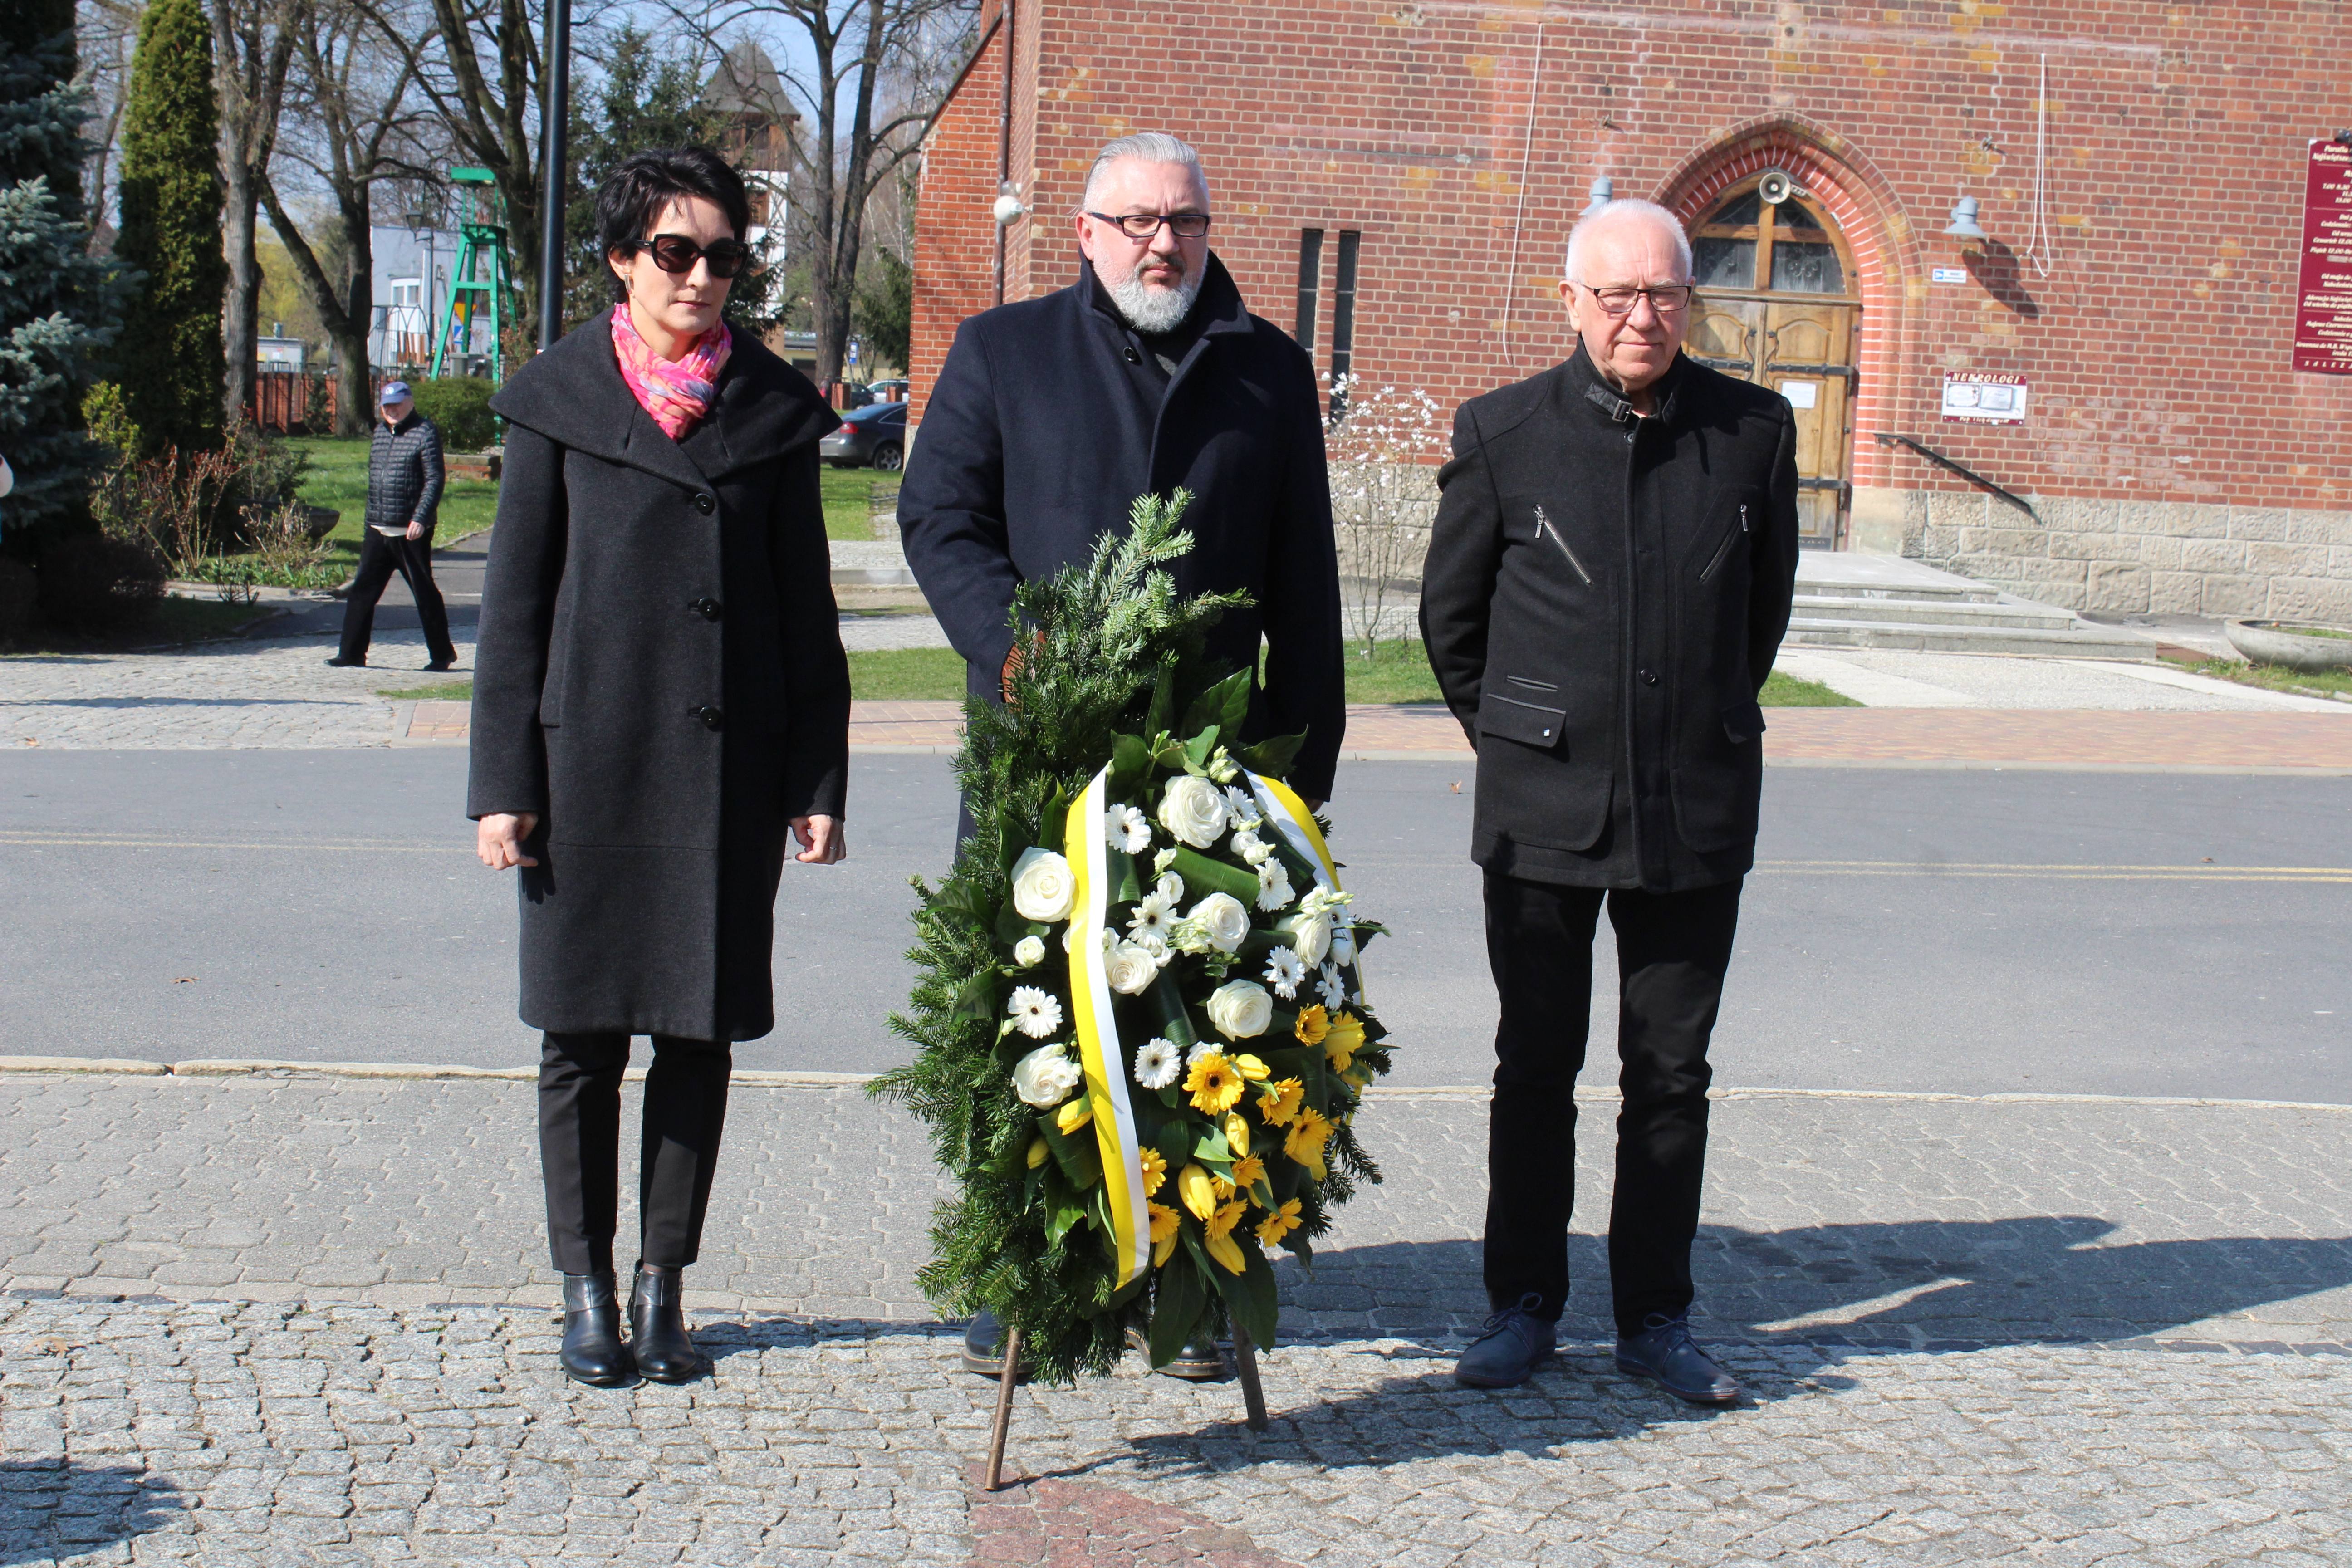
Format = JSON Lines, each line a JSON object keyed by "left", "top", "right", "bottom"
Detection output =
{"left": 983, "top": 1325, "right": 1271, "bottom": 1490}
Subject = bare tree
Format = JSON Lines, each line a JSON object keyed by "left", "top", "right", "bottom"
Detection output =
{"left": 76, "top": 0, "right": 145, "bottom": 250}
{"left": 262, "top": 0, "right": 436, "bottom": 434}
{"left": 214, "top": 0, "right": 306, "bottom": 431}
{"left": 674, "top": 0, "right": 974, "bottom": 391}
{"left": 1324, "top": 379, "right": 1449, "bottom": 655}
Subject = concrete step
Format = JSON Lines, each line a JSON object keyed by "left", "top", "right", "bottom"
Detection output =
{"left": 1791, "top": 593, "right": 2078, "bottom": 631}
{"left": 1793, "top": 553, "right": 1999, "bottom": 603}
{"left": 1782, "top": 617, "right": 2157, "bottom": 658}
{"left": 830, "top": 539, "right": 917, "bottom": 587}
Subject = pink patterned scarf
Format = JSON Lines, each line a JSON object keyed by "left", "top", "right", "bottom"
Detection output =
{"left": 610, "top": 306, "right": 733, "bottom": 441}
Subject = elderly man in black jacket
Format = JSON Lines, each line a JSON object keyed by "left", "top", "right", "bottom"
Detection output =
{"left": 328, "top": 380, "right": 458, "bottom": 671}
{"left": 899, "top": 130, "right": 1344, "bottom": 804}
{"left": 1421, "top": 199, "right": 1801, "bottom": 1401}
{"left": 899, "top": 130, "right": 1344, "bottom": 1382}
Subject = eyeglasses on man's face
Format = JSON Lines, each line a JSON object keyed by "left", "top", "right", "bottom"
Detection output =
{"left": 632, "top": 234, "right": 753, "bottom": 279}
{"left": 1576, "top": 283, "right": 1695, "bottom": 316}
{"left": 1087, "top": 210, "right": 1213, "bottom": 240}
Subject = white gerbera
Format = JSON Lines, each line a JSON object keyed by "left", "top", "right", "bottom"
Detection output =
{"left": 1255, "top": 859, "right": 1295, "bottom": 913}
{"left": 1009, "top": 985, "right": 1064, "bottom": 1039}
{"left": 1263, "top": 946, "right": 1306, "bottom": 999}
{"left": 1127, "top": 890, "right": 1176, "bottom": 945}
{"left": 1107, "top": 802, "right": 1152, "bottom": 854}
{"left": 1223, "top": 784, "right": 1262, "bottom": 829}
{"left": 1133, "top": 1037, "right": 1181, "bottom": 1091}
{"left": 1316, "top": 963, "right": 1346, "bottom": 1008}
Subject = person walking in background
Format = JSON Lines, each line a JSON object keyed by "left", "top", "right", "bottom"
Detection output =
{"left": 896, "top": 129, "right": 1345, "bottom": 1382}
{"left": 328, "top": 381, "right": 458, "bottom": 671}
{"left": 1420, "top": 198, "right": 1801, "bottom": 1401}
{"left": 469, "top": 148, "right": 851, "bottom": 1389}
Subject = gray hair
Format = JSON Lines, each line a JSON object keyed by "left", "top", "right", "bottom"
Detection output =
{"left": 1563, "top": 198, "right": 1693, "bottom": 283}
{"left": 1081, "top": 131, "right": 1209, "bottom": 210}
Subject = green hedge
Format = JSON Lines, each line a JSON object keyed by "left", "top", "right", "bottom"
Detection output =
{"left": 411, "top": 377, "right": 500, "bottom": 451}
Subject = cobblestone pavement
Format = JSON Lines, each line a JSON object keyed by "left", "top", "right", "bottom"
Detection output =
{"left": 1, "top": 1074, "right": 2347, "bottom": 1564}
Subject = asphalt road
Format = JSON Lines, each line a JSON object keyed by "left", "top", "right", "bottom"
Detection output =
{"left": 2, "top": 750, "right": 2346, "bottom": 1102}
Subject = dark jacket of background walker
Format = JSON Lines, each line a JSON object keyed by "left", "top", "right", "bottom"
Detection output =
{"left": 468, "top": 309, "right": 850, "bottom": 1041}
{"left": 896, "top": 252, "right": 1348, "bottom": 802}
{"left": 1419, "top": 347, "right": 1802, "bottom": 893}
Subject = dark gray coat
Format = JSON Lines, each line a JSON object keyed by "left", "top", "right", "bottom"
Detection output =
{"left": 897, "top": 254, "right": 1347, "bottom": 800}
{"left": 1419, "top": 348, "right": 1801, "bottom": 892}
{"left": 468, "top": 310, "right": 850, "bottom": 1041}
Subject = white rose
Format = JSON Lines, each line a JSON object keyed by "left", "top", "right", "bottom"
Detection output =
{"left": 1011, "top": 1044, "right": 1083, "bottom": 1108}
{"left": 1189, "top": 892, "right": 1251, "bottom": 954}
{"left": 1156, "top": 775, "right": 1228, "bottom": 850}
{"left": 1288, "top": 910, "right": 1333, "bottom": 968}
{"left": 1204, "top": 979, "right": 1274, "bottom": 1041}
{"left": 1010, "top": 847, "right": 1077, "bottom": 923}
{"left": 1155, "top": 872, "right": 1185, "bottom": 903}
{"left": 1013, "top": 934, "right": 1046, "bottom": 968}
{"left": 1104, "top": 941, "right": 1159, "bottom": 996}
{"left": 1230, "top": 828, "right": 1272, "bottom": 866}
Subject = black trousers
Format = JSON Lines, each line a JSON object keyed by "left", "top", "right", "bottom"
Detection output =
{"left": 1482, "top": 871, "right": 1744, "bottom": 1336}
{"left": 338, "top": 528, "right": 456, "bottom": 666}
{"left": 538, "top": 1031, "right": 732, "bottom": 1274}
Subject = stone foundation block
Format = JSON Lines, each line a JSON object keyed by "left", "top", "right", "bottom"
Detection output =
{"left": 2180, "top": 538, "right": 2249, "bottom": 575}
{"left": 2198, "top": 573, "right": 2267, "bottom": 618}
{"left": 2148, "top": 571, "right": 2204, "bottom": 614}
{"left": 2264, "top": 578, "right": 2352, "bottom": 626}
{"left": 2287, "top": 509, "right": 2352, "bottom": 546}
{"left": 2084, "top": 562, "right": 2152, "bottom": 613}
{"left": 2227, "top": 507, "right": 2294, "bottom": 542}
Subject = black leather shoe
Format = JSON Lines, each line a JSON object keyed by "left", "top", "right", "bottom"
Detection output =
{"left": 1125, "top": 1326, "right": 1228, "bottom": 1379}
{"left": 559, "top": 1271, "right": 634, "bottom": 1387}
{"left": 1615, "top": 1313, "right": 1742, "bottom": 1405}
{"left": 1455, "top": 1292, "right": 1557, "bottom": 1388}
{"left": 628, "top": 1265, "right": 701, "bottom": 1384}
{"left": 960, "top": 1309, "right": 1034, "bottom": 1378}
{"left": 424, "top": 658, "right": 455, "bottom": 673}
{"left": 323, "top": 656, "right": 365, "bottom": 668}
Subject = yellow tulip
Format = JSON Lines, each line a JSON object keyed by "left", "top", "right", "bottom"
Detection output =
{"left": 1025, "top": 1137, "right": 1049, "bottom": 1170}
{"left": 1232, "top": 1053, "right": 1270, "bottom": 1082}
{"left": 1176, "top": 1163, "right": 1216, "bottom": 1221}
{"left": 1324, "top": 1012, "right": 1366, "bottom": 1073}
{"left": 1204, "top": 1228, "right": 1247, "bottom": 1275}
{"left": 1223, "top": 1112, "right": 1251, "bottom": 1158}
{"left": 1054, "top": 1097, "right": 1094, "bottom": 1135}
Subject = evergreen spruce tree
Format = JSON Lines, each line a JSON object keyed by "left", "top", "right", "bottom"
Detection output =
{"left": 113, "top": 0, "right": 224, "bottom": 456}
{"left": 0, "top": 0, "right": 130, "bottom": 548}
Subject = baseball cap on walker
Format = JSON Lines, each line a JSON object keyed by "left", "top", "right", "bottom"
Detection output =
{"left": 379, "top": 380, "right": 412, "bottom": 404}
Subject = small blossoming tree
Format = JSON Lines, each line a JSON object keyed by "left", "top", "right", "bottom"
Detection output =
{"left": 1323, "top": 377, "right": 1450, "bottom": 654}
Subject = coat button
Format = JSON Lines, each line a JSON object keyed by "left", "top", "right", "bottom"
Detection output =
{"left": 688, "top": 705, "right": 724, "bottom": 731}
{"left": 1640, "top": 668, "right": 1661, "bottom": 686}
{"left": 691, "top": 598, "right": 722, "bottom": 621}
{"left": 1123, "top": 346, "right": 1142, "bottom": 364}
{"left": 693, "top": 493, "right": 715, "bottom": 514}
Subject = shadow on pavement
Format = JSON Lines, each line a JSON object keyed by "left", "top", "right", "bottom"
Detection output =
{"left": 0, "top": 1460, "right": 184, "bottom": 1566}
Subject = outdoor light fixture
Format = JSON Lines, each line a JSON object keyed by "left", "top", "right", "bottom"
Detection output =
{"left": 993, "top": 182, "right": 1025, "bottom": 227}
{"left": 1583, "top": 176, "right": 1613, "bottom": 214}
{"left": 1945, "top": 196, "right": 1989, "bottom": 242}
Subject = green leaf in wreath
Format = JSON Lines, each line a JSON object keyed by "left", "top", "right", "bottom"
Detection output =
{"left": 1109, "top": 732, "right": 1152, "bottom": 795}
{"left": 1238, "top": 731, "right": 1307, "bottom": 778}
{"left": 994, "top": 897, "right": 1037, "bottom": 948}
{"left": 1167, "top": 847, "right": 1259, "bottom": 906}
{"left": 1181, "top": 726, "right": 1219, "bottom": 776}
{"left": 1210, "top": 1235, "right": 1280, "bottom": 1352}
{"left": 1147, "top": 664, "right": 1178, "bottom": 740}
{"left": 1145, "top": 975, "right": 1202, "bottom": 1049}
{"left": 929, "top": 879, "right": 999, "bottom": 931}
{"left": 1110, "top": 847, "right": 1142, "bottom": 905}
{"left": 951, "top": 969, "right": 1003, "bottom": 1024}
{"left": 1044, "top": 1107, "right": 1104, "bottom": 1189}
{"left": 1191, "top": 1126, "right": 1233, "bottom": 1170}
{"left": 1148, "top": 1252, "right": 1209, "bottom": 1367}
{"left": 1180, "top": 668, "right": 1252, "bottom": 745}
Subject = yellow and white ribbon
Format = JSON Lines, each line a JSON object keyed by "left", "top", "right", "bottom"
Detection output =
{"left": 1063, "top": 766, "right": 1149, "bottom": 1289}
{"left": 1247, "top": 771, "right": 1365, "bottom": 1005}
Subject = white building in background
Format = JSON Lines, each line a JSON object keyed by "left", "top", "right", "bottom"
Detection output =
{"left": 368, "top": 225, "right": 495, "bottom": 372}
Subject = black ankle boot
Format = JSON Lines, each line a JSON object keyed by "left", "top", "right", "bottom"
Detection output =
{"left": 559, "top": 1271, "right": 635, "bottom": 1387}
{"left": 629, "top": 1264, "right": 699, "bottom": 1383}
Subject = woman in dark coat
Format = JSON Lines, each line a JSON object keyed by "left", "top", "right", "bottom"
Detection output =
{"left": 468, "top": 148, "right": 850, "bottom": 1387}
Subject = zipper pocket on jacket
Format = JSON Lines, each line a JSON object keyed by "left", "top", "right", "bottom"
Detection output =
{"left": 1532, "top": 505, "right": 1594, "bottom": 586}
{"left": 1699, "top": 502, "right": 1749, "bottom": 583}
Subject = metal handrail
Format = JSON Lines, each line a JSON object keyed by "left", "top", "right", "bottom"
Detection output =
{"left": 1870, "top": 432, "right": 2041, "bottom": 524}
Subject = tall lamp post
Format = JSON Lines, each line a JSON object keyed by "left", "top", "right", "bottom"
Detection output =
{"left": 536, "top": 0, "right": 572, "bottom": 350}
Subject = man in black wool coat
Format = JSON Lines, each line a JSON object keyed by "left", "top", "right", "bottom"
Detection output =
{"left": 1420, "top": 198, "right": 1801, "bottom": 1401}
{"left": 897, "top": 129, "right": 1345, "bottom": 1382}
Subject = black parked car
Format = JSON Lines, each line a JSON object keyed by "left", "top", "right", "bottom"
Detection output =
{"left": 820, "top": 400, "right": 907, "bottom": 470}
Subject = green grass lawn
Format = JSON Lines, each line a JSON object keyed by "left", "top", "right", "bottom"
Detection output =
{"left": 286, "top": 436, "right": 500, "bottom": 580}
{"left": 822, "top": 468, "right": 893, "bottom": 542}
{"left": 2180, "top": 657, "right": 2352, "bottom": 701}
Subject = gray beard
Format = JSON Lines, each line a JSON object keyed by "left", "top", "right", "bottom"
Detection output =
{"left": 1107, "top": 264, "right": 1202, "bottom": 334}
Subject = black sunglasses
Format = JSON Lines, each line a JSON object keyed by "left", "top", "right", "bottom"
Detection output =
{"left": 630, "top": 233, "right": 752, "bottom": 279}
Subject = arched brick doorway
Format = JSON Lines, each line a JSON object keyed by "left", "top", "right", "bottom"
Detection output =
{"left": 1657, "top": 125, "right": 1913, "bottom": 551}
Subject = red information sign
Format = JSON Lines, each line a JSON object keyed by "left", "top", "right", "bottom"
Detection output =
{"left": 2293, "top": 137, "right": 2352, "bottom": 374}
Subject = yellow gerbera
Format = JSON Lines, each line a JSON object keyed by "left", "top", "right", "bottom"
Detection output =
{"left": 1284, "top": 1107, "right": 1333, "bottom": 1181}
{"left": 1176, "top": 1162, "right": 1217, "bottom": 1221}
{"left": 1148, "top": 1201, "right": 1181, "bottom": 1266}
{"left": 1256, "top": 1077, "right": 1305, "bottom": 1127}
{"left": 1054, "top": 1097, "right": 1093, "bottom": 1135}
{"left": 1323, "top": 1011, "right": 1366, "bottom": 1072}
{"left": 1294, "top": 1004, "right": 1329, "bottom": 1046}
{"left": 1230, "top": 1154, "right": 1266, "bottom": 1194}
{"left": 1223, "top": 1112, "right": 1251, "bottom": 1158}
{"left": 1138, "top": 1145, "right": 1167, "bottom": 1196}
{"left": 1255, "top": 1198, "right": 1303, "bottom": 1248}
{"left": 1185, "top": 1050, "right": 1244, "bottom": 1114}
{"left": 1202, "top": 1197, "right": 1250, "bottom": 1274}
{"left": 1232, "top": 1053, "right": 1271, "bottom": 1082}
{"left": 1212, "top": 1173, "right": 1236, "bottom": 1201}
